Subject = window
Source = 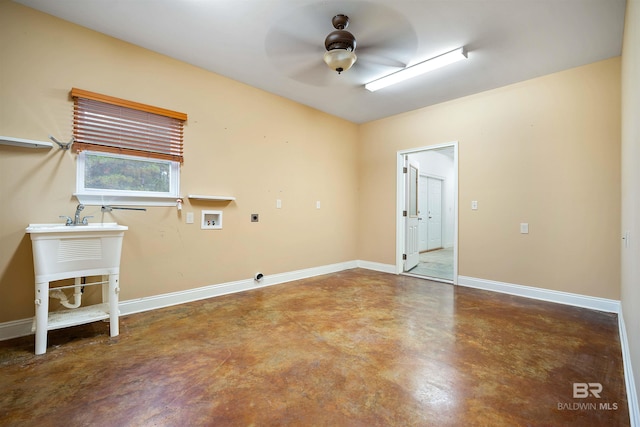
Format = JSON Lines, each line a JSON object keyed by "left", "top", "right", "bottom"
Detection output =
{"left": 71, "top": 88, "right": 187, "bottom": 206}
{"left": 77, "top": 151, "right": 180, "bottom": 197}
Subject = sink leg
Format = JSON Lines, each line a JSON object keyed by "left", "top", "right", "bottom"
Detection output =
{"left": 101, "top": 274, "right": 109, "bottom": 304}
{"left": 108, "top": 274, "right": 119, "bottom": 337}
{"left": 34, "top": 281, "right": 49, "bottom": 355}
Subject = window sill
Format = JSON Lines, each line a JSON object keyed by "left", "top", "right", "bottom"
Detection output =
{"left": 74, "top": 193, "right": 181, "bottom": 207}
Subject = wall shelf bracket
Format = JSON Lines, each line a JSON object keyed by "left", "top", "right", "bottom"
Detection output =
{"left": 49, "top": 135, "right": 74, "bottom": 150}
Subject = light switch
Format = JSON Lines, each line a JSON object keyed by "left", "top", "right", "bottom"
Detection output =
{"left": 316, "top": 201, "right": 321, "bottom": 209}
{"left": 520, "top": 223, "right": 529, "bottom": 234}
{"left": 186, "top": 212, "right": 194, "bottom": 224}
{"left": 276, "top": 199, "right": 282, "bottom": 209}
{"left": 471, "top": 201, "right": 478, "bottom": 210}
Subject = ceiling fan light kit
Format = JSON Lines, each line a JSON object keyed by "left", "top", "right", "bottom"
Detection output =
{"left": 323, "top": 14, "right": 357, "bottom": 74}
{"left": 365, "top": 47, "right": 468, "bottom": 92}
{"left": 323, "top": 50, "right": 357, "bottom": 74}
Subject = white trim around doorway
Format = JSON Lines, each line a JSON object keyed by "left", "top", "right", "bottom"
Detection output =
{"left": 396, "top": 142, "right": 459, "bottom": 284}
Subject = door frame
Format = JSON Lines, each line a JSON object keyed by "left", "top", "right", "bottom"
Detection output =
{"left": 396, "top": 142, "right": 458, "bottom": 284}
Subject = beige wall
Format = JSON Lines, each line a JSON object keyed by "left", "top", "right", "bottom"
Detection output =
{"left": 621, "top": 0, "right": 640, "bottom": 406}
{"left": 0, "top": 0, "right": 624, "bottom": 327}
{"left": 359, "top": 58, "right": 621, "bottom": 299}
{"left": 0, "top": 1, "right": 359, "bottom": 322}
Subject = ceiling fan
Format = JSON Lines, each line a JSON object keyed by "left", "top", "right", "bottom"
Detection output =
{"left": 264, "top": 3, "right": 418, "bottom": 87}
{"left": 323, "top": 14, "right": 357, "bottom": 74}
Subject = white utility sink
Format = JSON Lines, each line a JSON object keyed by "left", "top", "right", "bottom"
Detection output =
{"left": 25, "top": 222, "right": 128, "bottom": 355}
{"left": 26, "top": 223, "right": 128, "bottom": 282}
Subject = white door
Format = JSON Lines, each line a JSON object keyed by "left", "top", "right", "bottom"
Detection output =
{"left": 427, "top": 177, "right": 443, "bottom": 250}
{"left": 418, "top": 176, "right": 429, "bottom": 251}
{"left": 404, "top": 158, "right": 420, "bottom": 271}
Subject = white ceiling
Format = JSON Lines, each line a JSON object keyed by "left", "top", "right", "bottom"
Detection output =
{"left": 15, "top": 0, "right": 626, "bottom": 124}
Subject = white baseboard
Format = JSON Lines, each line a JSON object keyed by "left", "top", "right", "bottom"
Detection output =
{"left": 356, "top": 260, "right": 396, "bottom": 274}
{"left": 619, "top": 311, "right": 640, "bottom": 427}
{"left": 0, "top": 318, "right": 34, "bottom": 342}
{"left": 0, "top": 260, "right": 358, "bottom": 341}
{"left": 0, "top": 269, "right": 623, "bottom": 335}
{"left": 458, "top": 276, "right": 621, "bottom": 313}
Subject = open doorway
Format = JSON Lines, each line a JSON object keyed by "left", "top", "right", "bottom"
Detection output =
{"left": 396, "top": 143, "right": 458, "bottom": 284}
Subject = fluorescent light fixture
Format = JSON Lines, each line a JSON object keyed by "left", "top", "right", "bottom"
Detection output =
{"left": 364, "top": 47, "right": 468, "bottom": 92}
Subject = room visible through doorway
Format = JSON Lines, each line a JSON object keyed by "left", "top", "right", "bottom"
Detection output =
{"left": 397, "top": 144, "right": 458, "bottom": 283}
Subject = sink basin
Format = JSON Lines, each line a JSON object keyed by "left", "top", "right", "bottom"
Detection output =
{"left": 26, "top": 222, "right": 128, "bottom": 283}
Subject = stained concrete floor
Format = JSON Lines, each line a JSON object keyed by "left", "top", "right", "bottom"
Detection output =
{"left": 0, "top": 269, "right": 629, "bottom": 426}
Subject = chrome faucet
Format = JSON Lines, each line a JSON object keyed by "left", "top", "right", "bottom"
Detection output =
{"left": 74, "top": 203, "right": 84, "bottom": 224}
{"left": 60, "top": 204, "right": 92, "bottom": 226}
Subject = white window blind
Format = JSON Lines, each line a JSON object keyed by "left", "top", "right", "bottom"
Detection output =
{"left": 71, "top": 88, "right": 187, "bottom": 163}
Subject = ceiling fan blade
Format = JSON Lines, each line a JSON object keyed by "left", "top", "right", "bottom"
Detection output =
{"left": 356, "top": 46, "right": 407, "bottom": 68}
{"left": 345, "top": 3, "right": 418, "bottom": 67}
{"left": 265, "top": 27, "right": 323, "bottom": 59}
{"left": 289, "top": 60, "right": 335, "bottom": 87}
{"left": 357, "top": 31, "right": 416, "bottom": 66}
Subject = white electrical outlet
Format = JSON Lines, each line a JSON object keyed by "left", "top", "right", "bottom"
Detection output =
{"left": 471, "top": 201, "right": 478, "bottom": 210}
{"left": 520, "top": 223, "right": 529, "bottom": 234}
{"left": 186, "top": 212, "right": 194, "bottom": 224}
{"left": 276, "top": 199, "right": 282, "bottom": 209}
{"left": 316, "top": 201, "right": 321, "bottom": 209}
